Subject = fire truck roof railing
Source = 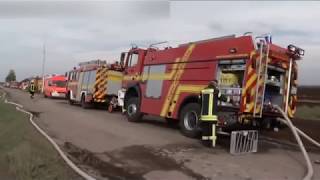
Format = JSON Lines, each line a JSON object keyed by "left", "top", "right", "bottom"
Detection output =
{"left": 78, "top": 60, "right": 107, "bottom": 67}
{"left": 179, "top": 34, "right": 236, "bottom": 47}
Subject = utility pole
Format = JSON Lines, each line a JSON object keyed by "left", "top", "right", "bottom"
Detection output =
{"left": 41, "top": 42, "right": 46, "bottom": 93}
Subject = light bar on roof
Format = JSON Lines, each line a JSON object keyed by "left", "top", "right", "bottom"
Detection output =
{"left": 287, "top": 44, "right": 304, "bottom": 57}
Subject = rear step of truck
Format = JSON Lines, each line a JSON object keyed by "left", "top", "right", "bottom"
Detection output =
{"left": 230, "top": 130, "right": 259, "bottom": 155}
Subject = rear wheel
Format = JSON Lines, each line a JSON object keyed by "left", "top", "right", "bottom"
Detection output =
{"left": 68, "top": 92, "right": 74, "bottom": 105}
{"left": 179, "top": 103, "right": 201, "bottom": 138}
{"left": 125, "top": 97, "right": 143, "bottom": 122}
{"left": 108, "top": 104, "right": 114, "bottom": 113}
{"left": 81, "top": 94, "right": 90, "bottom": 109}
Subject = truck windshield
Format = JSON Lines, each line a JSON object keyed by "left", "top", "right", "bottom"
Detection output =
{"left": 53, "top": 80, "right": 66, "bottom": 87}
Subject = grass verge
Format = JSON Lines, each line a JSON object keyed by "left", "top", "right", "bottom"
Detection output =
{"left": 295, "top": 105, "right": 320, "bottom": 120}
{"left": 0, "top": 97, "right": 79, "bottom": 180}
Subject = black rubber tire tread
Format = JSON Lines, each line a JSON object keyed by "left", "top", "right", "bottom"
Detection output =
{"left": 126, "top": 97, "right": 143, "bottom": 122}
{"left": 179, "top": 103, "right": 201, "bottom": 138}
{"left": 68, "top": 96, "right": 74, "bottom": 105}
{"left": 81, "top": 94, "right": 90, "bottom": 109}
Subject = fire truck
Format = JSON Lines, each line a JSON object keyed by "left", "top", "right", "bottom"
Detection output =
{"left": 43, "top": 75, "right": 67, "bottom": 98}
{"left": 118, "top": 34, "right": 303, "bottom": 138}
{"left": 66, "top": 60, "right": 124, "bottom": 111}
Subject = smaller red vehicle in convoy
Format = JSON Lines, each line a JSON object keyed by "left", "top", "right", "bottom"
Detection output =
{"left": 43, "top": 75, "right": 67, "bottom": 98}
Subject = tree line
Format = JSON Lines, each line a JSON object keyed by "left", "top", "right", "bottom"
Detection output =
{"left": 5, "top": 69, "right": 16, "bottom": 82}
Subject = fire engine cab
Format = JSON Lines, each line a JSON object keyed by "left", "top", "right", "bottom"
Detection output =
{"left": 118, "top": 34, "right": 303, "bottom": 138}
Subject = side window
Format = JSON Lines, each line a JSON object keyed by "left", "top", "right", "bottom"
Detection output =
{"left": 75, "top": 72, "right": 79, "bottom": 81}
{"left": 145, "top": 65, "right": 165, "bottom": 98}
{"left": 82, "top": 71, "right": 90, "bottom": 90}
{"left": 88, "top": 70, "right": 96, "bottom": 84}
{"left": 72, "top": 72, "right": 77, "bottom": 80}
{"left": 88, "top": 70, "right": 96, "bottom": 93}
{"left": 128, "top": 53, "right": 139, "bottom": 67}
{"left": 120, "top": 52, "right": 128, "bottom": 67}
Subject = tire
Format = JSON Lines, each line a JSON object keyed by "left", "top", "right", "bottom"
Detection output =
{"left": 108, "top": 104, "right": 113, "bottom": 113}
{"left": 44, "top": 93, "right": 47, "bottom": 98}
{"left": 68, "top": 93, "right": 74, "bottom": 105}
{"left": 81, "top": 94, "right": 90, "bottom": 109}
{"left": 125, "top": 97, "right": 142, "bottom": 122}
{"left": 179, "top": 103, "right": 201, "bottom": 138}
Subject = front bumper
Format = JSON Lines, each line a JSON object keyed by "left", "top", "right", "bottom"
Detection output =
{"left": 51, "top": 91, "right": 66, "bottom": 98}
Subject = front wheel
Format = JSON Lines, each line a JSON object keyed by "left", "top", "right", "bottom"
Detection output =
{"left": 68, "top": 93, "right": 74, "bottom": 105}
{"left": 125, "top": 97, "right": 143, "bottom": 122}
{"left": 108, "top": 104, "right": 114, "bottom": 113}
{"left": 179, "top": 103, "right": 201, "bottom": 138}
{"left": 81, "top": 95, "right": 90, "bottom": 109}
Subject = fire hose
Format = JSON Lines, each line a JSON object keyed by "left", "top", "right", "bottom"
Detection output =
{"left": 1, "top": 91, "right": 96, "bottom": 180}
{"left": 273, "top": 105, "right": 320, "bottom": 180}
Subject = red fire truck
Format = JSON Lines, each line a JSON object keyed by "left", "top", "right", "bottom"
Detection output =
{"left": 118, "top": 34, "right": 303, "bottom": 138}
{"left": 66, "top": 60, "right": 124, "bottom": 110}
{"left": 43, "top": 75, "right": 67, "bottom": 98}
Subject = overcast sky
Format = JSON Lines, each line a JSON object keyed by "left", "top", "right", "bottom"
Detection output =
{"left": 0, "top": 1, "right": 319, "bottom": 85}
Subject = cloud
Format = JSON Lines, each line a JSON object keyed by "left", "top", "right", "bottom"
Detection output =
{"left": 0, "top": 1, "right": 169, "bottom": 20}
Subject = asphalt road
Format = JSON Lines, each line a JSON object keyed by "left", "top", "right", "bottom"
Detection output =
{"left": 3, "top": 88, "right": 320, "bottom": 180}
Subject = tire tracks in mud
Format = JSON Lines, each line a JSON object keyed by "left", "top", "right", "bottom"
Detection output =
{"left": 63, "top": 142, "right": 209, "bottom": 180}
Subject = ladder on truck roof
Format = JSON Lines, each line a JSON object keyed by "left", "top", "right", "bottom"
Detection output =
{"left": 253, "top": 41, "right": 269, "bottom": 118}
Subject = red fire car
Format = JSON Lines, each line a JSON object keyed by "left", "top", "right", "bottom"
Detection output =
{"left": 43, "top": 75, "right": 67, "bottom": 98}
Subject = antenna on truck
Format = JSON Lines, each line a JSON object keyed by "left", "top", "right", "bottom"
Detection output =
{"left": 243, "top": 32, "right": 253, "bottom": 36}
{"left": 131, "top": 43, "right": 138, "bottom": 49}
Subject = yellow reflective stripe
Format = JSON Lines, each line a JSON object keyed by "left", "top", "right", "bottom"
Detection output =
{"left": 166, "top": 84, "right": 206, "bottom": 117}
{"left": 160, "top": 44, "right": 196, "bottom": 117}
{"left": 201, "top": 115, "right": 218, "bottom": 121}
{"left": 201, "top": 89, "right": 214, "bottom": 93}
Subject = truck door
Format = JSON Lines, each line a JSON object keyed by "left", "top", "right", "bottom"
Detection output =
{"left": 140, "top": 64, "right": 167, "bottom": 116}
{"left": 125, "top": 51, "right": 141, "bottom": 80}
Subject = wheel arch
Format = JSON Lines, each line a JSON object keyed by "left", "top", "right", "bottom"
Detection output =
{"left": 177, "top": 95, "right": 201, "bottom": 119}
{"left": 124, "top": 83, "right": 141, "bottom": 107}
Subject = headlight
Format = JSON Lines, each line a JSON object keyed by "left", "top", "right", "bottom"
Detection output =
{"left": 298, "top": 49, "right": 305, "bottom": 56}
{"left": 288, "top": 44, "right": 296, "bottom": 52}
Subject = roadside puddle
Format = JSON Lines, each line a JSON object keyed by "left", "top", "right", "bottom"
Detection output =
{"left": 63, "top": 142, "right": 208, "bottom": 180}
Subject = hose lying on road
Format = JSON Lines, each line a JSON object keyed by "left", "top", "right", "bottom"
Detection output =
{"left": 278, "top": 119, "right": 320, "bottom": 148}
{"left": 273, "top": 105, "right": 320, "bottom": 180}
{"left": 2, "top": 93, "right": 96, "bottom": 180}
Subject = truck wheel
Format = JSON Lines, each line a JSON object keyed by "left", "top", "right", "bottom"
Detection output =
{"left": 179, "top": 103, "right": 201, "bottom": 138}
{"left": 126, "top": 97, "right": 142, "bottom": 122}
{"left": 44, "top": 93, "right": 47, "bottom": 98}
{"left": 108, "top": 104, "right": 113, "bottom": 113}
{"left": 81, "top": 95, "right": 89, "bottom": 109}
{"left": 68, "top": 93, "right": 74, "bottom": 105}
